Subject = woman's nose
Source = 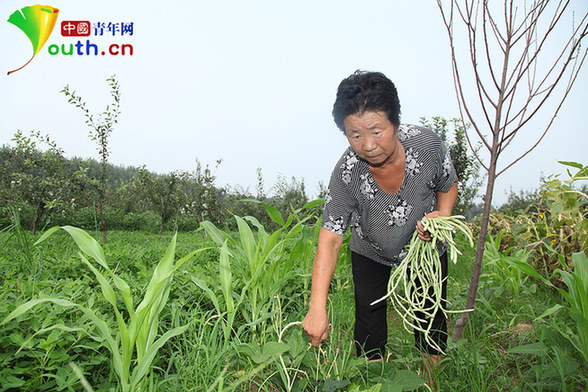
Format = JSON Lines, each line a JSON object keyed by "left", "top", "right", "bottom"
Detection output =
{"left": 363, "top": 137, "right": 377, "bottom": 151}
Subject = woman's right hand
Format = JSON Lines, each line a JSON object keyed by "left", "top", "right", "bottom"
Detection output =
{"left": 302, "top": 307, "right": 329, "bottom": 347}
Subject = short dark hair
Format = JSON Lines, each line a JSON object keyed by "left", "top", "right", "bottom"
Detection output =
{"left": 332, "top": 70, "right": 401, "bottom": 133}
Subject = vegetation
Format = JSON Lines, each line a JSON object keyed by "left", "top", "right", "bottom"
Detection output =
{"left": 419, "top": 117, "right": 484, "bottom": 216}
{"left": 1, "top": 160, "right": 586, "bottom": 390}
{"left": 1, "top": 67, "right": 585, "bottom": 390}
{"left": 437, "top": 0, "right": 588, "bottom": 340}
{"left": 61, "top": 75, "right": 122, "bottom": 243}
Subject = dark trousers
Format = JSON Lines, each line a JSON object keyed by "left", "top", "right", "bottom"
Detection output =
{"left": 351, "top": 251, "right": 448, "bottom": 359}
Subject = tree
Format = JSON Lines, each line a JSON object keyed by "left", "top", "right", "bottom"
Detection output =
{"left": 181, "top": 159, "right": 225, "bottom": 228}
{"left": 437, "top": 0, "right": 588, "bottom": 339}
{"left": 61, "top": 75, "right": 121, "bottom": 243}
{"left": 1, "top": 130, "right": 90, "bottom": 234}
{"left": 420, "top": 116, "right": 484, "bottom": 215}
{"left": 138, "top": 167, "right": 186, "bottom": 234}
{"left": 272, "top": 174, "right": 309, "bottom": 217}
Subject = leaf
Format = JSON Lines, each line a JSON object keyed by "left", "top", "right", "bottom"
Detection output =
{"left": 235, "top": 215, "right": 256, "bottom": 267}
{"left": 263, "top": 203, "right": 286, "bottom": 226}
{"left": 534, "top": 304, "right": 563, "bottom": 321}
{"left": 249, "top": 342, "right": 289, "bottom": 363}
{"left": 65, "top": 226, "right": 109, "bottom": 269}
{"left": 503, "top": 257, "right": 549, "bottom": 285}
{"left": 557, "top": 161, "right": 583, "bottom": 170}
{"left": 1, "top": 298, "right": 77, "bottom": 325}
{"left": 301, "top": 198, "right": 324, "bottom": 210}
{"left": 200, "top": 221, "right": 228, "bottom": 245}
{"left": 131, "top": 323, "right": 190, "bottom": 388}
{"left": 79, "top": 254, "right": 117, "bottom": 308}
{"left": 507, "top": 342, "right": 548, "bottom": 356}
{"left": 190, "top": 276, "right": 221, "bottom": 314}
{"left": 390, "top": 369, "right": 426, "bottom": 390}
{"left": 219, "top": 241, "right": 234, "bottom": 313}
{"left": 321, "top": 379, "right": 350, "bottom": 392}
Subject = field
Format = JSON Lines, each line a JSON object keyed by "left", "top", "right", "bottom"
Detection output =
{"left": 1, "top": 203, "right": 586, "bottom": 392}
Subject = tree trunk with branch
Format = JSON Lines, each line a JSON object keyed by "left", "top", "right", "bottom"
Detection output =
{"left": 436, "top": 0, "right": 588, "bottom": 340}
{"left": 61, "top": 76, "right": 121, "bottom": 244}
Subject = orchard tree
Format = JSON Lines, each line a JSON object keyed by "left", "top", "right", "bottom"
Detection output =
{"left": 138, "top": 167, "right": 186, "bottom": 234}
{"left": 182, "top": 159, "right": 225, "bottom": 227}
{"left": 61, "top": 75, "right": 121, "bottom": 243}
{"left": 272, "top": 174, "right": 309, "bottom": 216}
{"left": 437, "top": 0, "right": 588, "bottom": 339}
{"left": 1, "top": 130, "right": 90, "bottom": 234}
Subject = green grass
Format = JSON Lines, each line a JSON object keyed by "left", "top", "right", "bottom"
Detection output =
{"left": 0, "top": 227, "right": 586, "bottom": 391}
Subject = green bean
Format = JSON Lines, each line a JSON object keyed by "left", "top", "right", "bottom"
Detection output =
{"left": 371, "top": 215, "right": 474, "bottom": 354}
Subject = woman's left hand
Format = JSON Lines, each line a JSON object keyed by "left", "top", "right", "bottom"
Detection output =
{"left": 416, "top": 211, "right": 443, "bottom": 241}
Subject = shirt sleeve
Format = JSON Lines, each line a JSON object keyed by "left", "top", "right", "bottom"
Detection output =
{"left": 321, "top": 160, "right": 357, "bottom": 236}
{"left": 433, "top": 140, "right": 457, "bottom": 193}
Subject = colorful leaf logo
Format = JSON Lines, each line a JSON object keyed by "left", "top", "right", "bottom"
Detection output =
{"left": 7, "top": 4, "right": 59, "bottom": 75}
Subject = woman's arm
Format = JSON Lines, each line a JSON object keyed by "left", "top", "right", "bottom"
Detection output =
{"left": 302, "top": 227, "right": 344, "bottom": 347}
{"left": 417, "top": 179, "right": 458, "bottom": 240}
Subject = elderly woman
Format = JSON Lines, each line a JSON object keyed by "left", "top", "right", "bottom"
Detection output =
{"left": 302, "top": 71, "right": 457, "bottom": 387}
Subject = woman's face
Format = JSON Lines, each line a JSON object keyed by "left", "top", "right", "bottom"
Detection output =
{"left": 344, "top": 111, "right": 400, "bottom": 167}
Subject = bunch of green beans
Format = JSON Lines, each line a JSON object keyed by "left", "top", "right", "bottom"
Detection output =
{"left": 371, "top": 215, "right": 474, "bottom": 354}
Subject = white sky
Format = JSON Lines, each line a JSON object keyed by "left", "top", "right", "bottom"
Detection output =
{"left": 1, "top": 0, "right": 586, "bottom": 206}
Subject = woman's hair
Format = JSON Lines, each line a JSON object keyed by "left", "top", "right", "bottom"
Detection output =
{"left": 332, "top": 70, "right": 401, "bottom": 133}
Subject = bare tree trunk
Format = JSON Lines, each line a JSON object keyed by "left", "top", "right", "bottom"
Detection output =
{"left": 453, "top": 157, "right": 497, "bottom": 339}
{"left": 32, "top": 200, "right": 45, "bottom": 236}
{"left": 99, "top": 193, "right": 107, "bottom": 244}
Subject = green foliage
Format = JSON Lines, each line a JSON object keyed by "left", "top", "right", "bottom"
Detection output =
{"left": 0, "top": 131, "right": 92, "bottom": 234}
{"left": 485, "top": 161, "right": 587, "bottom": 275}
{"left": 61, "top": 75, "right": 122, "bottom": 243}
{"left": 419, "top": 116, "right": 484, "bottom": 215}
{"left": 197, "top": 199, "right": 323, "bottom": 342}
{"left": 180, "top": 159, "right": 226, "bottom": 227}
{"left": 2, "top": 226, "right": 208, "bottom": 392}
{"left": 483, "top": 231, "right": 535, "bottom": 300}
{"left": 138, "top": 167, "right": 187, "bottom": 234}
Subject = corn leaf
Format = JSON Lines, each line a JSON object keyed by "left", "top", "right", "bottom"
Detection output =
{"left": 130, "top": 323, "right": 191, "bottom": 389}
{"left": 190, "top": 276, "right": 221, "bottom": 314}
{"left": 200, "top": 221, "right": 229, "bottom": 245}
{"left": 235, "top": 215, "right": 256, "bottom": 269}
{"left": 60, "top": 226, "right": 109, "bottom": 270}
{"left": 1, "top": 298, "right": 77, "bottom": 325}
{"left": 219, "top": 241, "right": 234, "bottom": 313}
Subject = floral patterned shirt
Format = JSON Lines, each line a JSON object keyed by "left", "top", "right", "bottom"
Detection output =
{"left": 322, "top": 124, "right": 457, "bottom": 267}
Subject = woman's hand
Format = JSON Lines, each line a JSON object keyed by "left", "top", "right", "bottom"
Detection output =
{"left": 302, "top": 307, "right": 329, "bottom": 347}
{"left": 416, "top": 211, "right": 442, "bottom": 241}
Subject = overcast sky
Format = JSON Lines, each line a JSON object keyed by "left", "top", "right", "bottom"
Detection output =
{"left": 1, "top": 0, "right": 586, "bottom": 206}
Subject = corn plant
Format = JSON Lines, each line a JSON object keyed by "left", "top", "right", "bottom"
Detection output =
{"left": 197, "top": 199, "right": 322, "bottom": 343}
{"left": 484, "top": 231, "right": 534, "bottom": 299}
{"left": 507, "top": 249, "right": 588, "bottom": 369}
{"left": 1, "top": 225, "right": 208, "bottom": 391}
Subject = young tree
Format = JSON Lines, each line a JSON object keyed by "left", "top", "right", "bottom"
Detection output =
{"left": 437, "top": 0, "right": 588, "bottom": 339}
{"left": 61, "top": 75, "right": 121, "bottom": 243}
